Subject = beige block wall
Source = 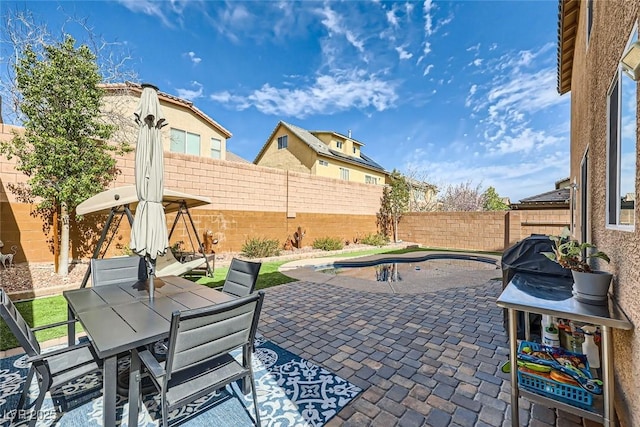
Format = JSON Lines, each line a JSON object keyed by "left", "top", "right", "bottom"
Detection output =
{"left": 0, "top": 135, "right": 386, "bottom": 261}
{"left": 399, "top": 210, "right": 570, "bottom": 252}
{"left": 568, "top": 1, "right": 640, "bottom": 425}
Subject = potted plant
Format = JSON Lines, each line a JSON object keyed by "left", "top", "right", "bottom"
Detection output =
{"left": 541, "top": 227, "right": 612, "bottom": 304}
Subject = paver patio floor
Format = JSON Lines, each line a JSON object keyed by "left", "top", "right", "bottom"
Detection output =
{"left": 257, "top": 279, "right": 592, "bottom": 427}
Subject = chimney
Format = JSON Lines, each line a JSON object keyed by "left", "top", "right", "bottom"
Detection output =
{"left": 348, "top": 129, "right": 352, "bottom": 138}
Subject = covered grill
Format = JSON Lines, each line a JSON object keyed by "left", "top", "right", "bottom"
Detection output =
{"left": 501, "top": 234, "right": 573, "bottom": 338}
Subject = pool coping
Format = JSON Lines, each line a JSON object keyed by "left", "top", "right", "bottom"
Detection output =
{"left": 279, "top": 250, "right": 502, "bottom": 294}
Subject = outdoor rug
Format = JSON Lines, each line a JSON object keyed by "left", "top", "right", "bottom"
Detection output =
{"left": 0, "top": 337, "right": 361, "bottom": 426}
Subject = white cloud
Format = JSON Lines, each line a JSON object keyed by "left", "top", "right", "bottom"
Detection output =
{"left": 466, "top": 43, "right": 480, "bottom": 52}
{"left": 185, "top": 51, "right": 201, "bottom": 65}
{"left": 395, "top": 46, "right": 413, "bottom": 60}
{"left": 317, "top": 5, "right": 365, "bottom": 53}
{"left": 210, "top": 70, "right": 398, "bottom": 118}
{"left": 386, "top": 7, "right": 400, "bottom": 28}
{"left": 423, "top": 64, "right": 434, "bottom": 76}
{"left": 175, "top": 81, "right": 203, "bottom": 100}
{"left": 490, "top": 127, "right": 563, "bottom": 155}
{"left": 404, "top": 151, "right": 569, "bottom": 201}
{"left": 116, "top": 0, "right": 171, "bottom": 27}
{"left": 472, "top": 58, "right": 483, "bottom": 67}
{"left": 422, "top": 0, "right": 435, "bottom": 36}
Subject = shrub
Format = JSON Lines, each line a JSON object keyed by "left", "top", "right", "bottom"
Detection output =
{"left": 241, "top": 237, "right": 281, "bottom": 258}
{"left": 312, "top": 237, "right": 344, "bottom": 251}
{"left": 360, "top": 233, "right": 389, "bottom": 246}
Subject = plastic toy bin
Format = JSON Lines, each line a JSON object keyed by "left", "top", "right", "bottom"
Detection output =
{"left": 517, "top": 341, "right": 593, "bottom": 409}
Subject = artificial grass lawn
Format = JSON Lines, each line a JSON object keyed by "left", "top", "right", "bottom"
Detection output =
{"left": 1, "top": 259, "right": 313, "bottom": 351}
{"left": 0, "top": 295, "right": 85, "bottom": 351}
{"left": 1, "top": 246, "right": 500, "bottom": 351}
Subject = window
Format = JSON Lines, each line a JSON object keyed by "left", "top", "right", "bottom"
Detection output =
{"left": 586, "top": 0, "right": 593, "bottom": 45}
{"left": 606, "top": 29, "right": 637, "bottom": 229}
{"left": 211, "top": 138, "right": 221, "bottom": 159}
{"left": 170, "top": 128, "right": 200, "bottom": 155}
{"left": 319, "top": 159, "right": 328, "bottom": 166}
{"left": 277, "top": 135, "right": 288, "bottom": 149}
{"left": 353, "top": 146, "right": 357, "bottom": 154}
{"left": 336, "top": 141, "right": 343, "bottom": 149}
{"left": 340, "top": 167, "right": 349, "bottom": 181}
{"left": 365, "top": 175, "right": 378, "bottom": 185}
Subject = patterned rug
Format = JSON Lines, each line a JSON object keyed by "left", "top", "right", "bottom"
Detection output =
{"left": 0, "top": 337, "right": 361, "bottom": 426}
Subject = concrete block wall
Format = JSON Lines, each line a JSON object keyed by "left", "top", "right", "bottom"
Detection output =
{"left": 399, "top": 209, "right": 570, "bottom": 252}
{"left": 0, "top": 131, "right": 385, "bottom": 261}
{"left": 399, "top": 212, "right": 508, "bottom": 252}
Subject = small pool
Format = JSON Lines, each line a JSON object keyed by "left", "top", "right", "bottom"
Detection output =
{"left": 316, "top": 254, "right": 499, "bottom": 283}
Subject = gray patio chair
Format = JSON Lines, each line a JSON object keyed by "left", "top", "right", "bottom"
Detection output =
{"left": 0, "top": 288, "right": 101, "bottom": 427}
{"left": 221, "top": 258, "right": 262, "bottom": 297}
{"left": 138, "top": 291, "right": 265, "bottom": 427}
{"left": 88, "top": 256, "right": 147, "bottom": 288}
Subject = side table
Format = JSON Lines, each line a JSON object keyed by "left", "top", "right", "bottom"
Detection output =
{"left": 497, "top": 273, "right": 632, "bottom": 427}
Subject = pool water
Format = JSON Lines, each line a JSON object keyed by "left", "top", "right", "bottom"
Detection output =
{"left": 318, "top": 258, "right": 498, "bottom": 283}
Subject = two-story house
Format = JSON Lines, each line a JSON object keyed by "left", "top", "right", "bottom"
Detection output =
{"left": 253, "top": 121, "right": 388, "bottom": 184}
{"left": 558, "top": 0, "right": 639, "bottom": 424}
{"left": 102, "top": 82, "right": 234, "bottom": 161}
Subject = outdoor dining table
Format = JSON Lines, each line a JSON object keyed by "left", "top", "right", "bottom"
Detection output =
{"left": 63, "top": 275, "right": 235, "bottom": 427}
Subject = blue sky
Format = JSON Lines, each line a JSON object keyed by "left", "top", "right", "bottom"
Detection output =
{"left": 2, "top": 1, "right": 570, "bottom": 202}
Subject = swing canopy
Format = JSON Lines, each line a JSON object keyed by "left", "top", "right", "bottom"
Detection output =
{"left": 76, "top": 185, "right": 214, "bottom": 287}
{"left": 77, "top": 185, "right": 211, "bottom": 216}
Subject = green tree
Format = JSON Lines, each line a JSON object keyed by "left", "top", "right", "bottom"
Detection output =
{"left": 483, "top": 186, "right": 510, "bottom": 211}
{"left": 378, "top": 169, "right": 410, "bottom": 243}
{"left": 0, "top": 35, "right": 129, "bottom": 275}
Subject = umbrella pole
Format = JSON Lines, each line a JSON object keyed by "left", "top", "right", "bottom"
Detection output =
{"left": 147, "top": 256, "right": 155, "bottom": 301}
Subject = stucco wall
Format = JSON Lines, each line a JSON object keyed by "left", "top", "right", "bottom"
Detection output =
{"left": 102, "top": 91, "right": 229, "bottom": 160}
{"left": 568, "top": 1, "right": 640, "bottom": 425}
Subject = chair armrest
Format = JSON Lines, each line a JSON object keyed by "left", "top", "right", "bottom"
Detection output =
{"left": 27, "top": 341, "right": 93, "bottom": 363}
{"left": 31, "top": 318, "right": 78, "bottom": 332}
{"left": 138, "top": 349, "right": 166, "bottom": 380}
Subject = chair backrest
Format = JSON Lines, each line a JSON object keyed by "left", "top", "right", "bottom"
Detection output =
{"left": 0, "top": 289, "right": 40, "bottom": 356}
{"left": 89, "top": 256, "right": 147, "bottom": 288}
{"left": 164, "top": 291, "right": 265, "bottom": 379}
{"left": 221, "top": 258, "right": 262, "bottom": 297}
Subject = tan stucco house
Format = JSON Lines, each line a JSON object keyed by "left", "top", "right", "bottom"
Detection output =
{"left": 102, "top": 82, "right": 232, "bottom": 160}
{"left": 253, "top": 121, "right": 388, "bottom": 185}
{"left": 558, "top": 0, "right": 640, "bottom": 424}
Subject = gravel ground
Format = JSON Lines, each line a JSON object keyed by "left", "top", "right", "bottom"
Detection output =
{"left": 0, "top": 243, "right": 402, "bottom": 294}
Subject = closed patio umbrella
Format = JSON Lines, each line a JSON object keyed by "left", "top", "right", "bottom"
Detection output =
{"left": 130, "top": 84, "right": 168, "bottom": 300}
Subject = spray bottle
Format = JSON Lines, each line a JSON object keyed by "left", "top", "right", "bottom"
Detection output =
{"left": 541, "top": 315, "right": 560, "bottom": 347}
{"left": 581, "top": 325, "right": 600, "bottom": 369}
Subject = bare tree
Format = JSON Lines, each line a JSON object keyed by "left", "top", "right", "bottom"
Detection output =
{"left": 438, "top": 181, "right": 485, "bottom": 212}
{"left": 402, "top": 166, "right": 440, "bottom": 212}
{"left": 1, "top": 8, "right": 137, "bottom": 140}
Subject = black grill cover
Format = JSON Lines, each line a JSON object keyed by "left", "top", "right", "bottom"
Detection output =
{"left": 502, "top": 234, "right": 572, "bottom": 285}
{"left": 501, "top": 234, "right": 573, "bottom": 339}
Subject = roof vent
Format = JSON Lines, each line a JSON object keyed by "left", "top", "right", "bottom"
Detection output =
{"left": 348, "top": 129, "right": 352, "bottom": 138}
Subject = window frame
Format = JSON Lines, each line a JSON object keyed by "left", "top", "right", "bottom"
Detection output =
{"left": 170, "top": 128, "right": 201, "bottom": 156}
{"left": 277, "top": 135, "right": 288, "bottom": 150}
{"left": 318, "top": 159, "right": 329, "bottom": 166}
{"left": 586, "top": 0, "right": 593, "bottom": 48}
{"left": 605, "top": 26, "right": 637, "bottom": 231}
{"left": 211, "top": 137, "right": 222, "bottom": 159}
{"left": 336, "top": 141, "right": 343, "bottom": 149}
{"left": 339, "top": 167, "right": 349, "bottom": 181}
{"left": 365, "top": 175, "right": 378, "bottom": 185}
